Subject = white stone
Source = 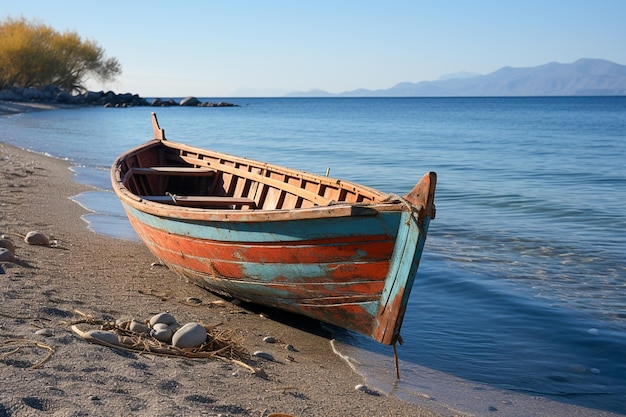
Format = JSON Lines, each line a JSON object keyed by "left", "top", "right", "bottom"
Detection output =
{"left": 172, "top": 322, "right": 207, "bottom": 348}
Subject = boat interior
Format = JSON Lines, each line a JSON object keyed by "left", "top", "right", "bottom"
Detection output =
{"left": 119, "top": 139, "right": 384, "bottom": 211}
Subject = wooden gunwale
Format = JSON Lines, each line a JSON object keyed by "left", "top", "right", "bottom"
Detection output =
{"left": 113, "top": 139, "right": 416, "bottom": 222}
{"left": 140, "top": 195, "right": 256, "bottom": 208}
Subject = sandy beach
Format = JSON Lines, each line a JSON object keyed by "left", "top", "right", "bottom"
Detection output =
{"left": 0, "top": 103, "right": 449, "bottom": 416}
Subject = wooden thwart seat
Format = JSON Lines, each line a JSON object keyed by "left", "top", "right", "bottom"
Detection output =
{"left": 140, "top": 195, "right": 256, "bottom": 208}
{"left": 130, "top": 167, "right": 217, "bottom": 176}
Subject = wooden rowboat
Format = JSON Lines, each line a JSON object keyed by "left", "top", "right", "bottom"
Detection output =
{"left": 111, "top": 113, "right": 436, "bottom": 345}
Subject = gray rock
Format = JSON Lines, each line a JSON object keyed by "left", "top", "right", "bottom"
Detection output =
{"left": 172, "top": 322, "right": 207, "bottom": 348}
{"left": 0, "top": 247, "right": 15, "bottom": 262}
{"left": 0, "top": 238, "right": 16, "bottom": 253}
{"left": 355, "top": 384, "right": 368, "bottom": 392}
{"left": 35, "top": 328, "right": 53, "bottom": 337}
{"left": 150, "top": 323, "right": 173, "bottom": 343}
{"left": 24, "top": 231, "right": 49, "bottom": 246}
{"left": 129, "top": 320, "right": 150, "bottom": 334}
{"left": 149, "top": 312, "right": 177, "bottom": 326}
{"left": 262, "top": 336, "right": 276, "bottom": 343}
{"left": 180, "top": 96, "right": 200, "bottom": 106}
{"left": 86, "top": 330, "right": 119, "bottom": 345}
{"left": 252, "top": 350, "right": 274, "bottom": 361}
{"left": 354, "top": 384, "right": 380, "bottom": 396}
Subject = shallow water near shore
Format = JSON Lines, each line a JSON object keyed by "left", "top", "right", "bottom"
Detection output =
{"left": 1, "top": 97, "right": 625, "bottom": 415}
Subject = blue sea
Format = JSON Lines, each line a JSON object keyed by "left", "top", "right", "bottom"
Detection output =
{"left": 1, "top": 97, "right": 625, "bottom": 416}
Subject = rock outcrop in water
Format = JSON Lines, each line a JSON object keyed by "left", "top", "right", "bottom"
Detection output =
{"left": 0, "top": 87, "right": 238, "bottom": 108}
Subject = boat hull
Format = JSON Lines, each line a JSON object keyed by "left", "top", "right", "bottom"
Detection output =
{"left": 111, "top": 114, "right": 436, "bottom": 345}
{"left": 121, "top": 202, "right": 431, "bottom": 345}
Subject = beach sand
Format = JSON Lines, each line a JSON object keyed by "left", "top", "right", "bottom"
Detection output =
{"left": 0, "top": 103, "right": 450, "bottom": 416}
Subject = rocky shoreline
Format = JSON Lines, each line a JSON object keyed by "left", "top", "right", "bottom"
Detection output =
{"left": 0, "top": 86, "right": 238, "bottom": 108}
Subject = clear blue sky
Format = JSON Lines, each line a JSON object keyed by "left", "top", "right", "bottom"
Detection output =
{"left": 3, "top": 0, "right": 625, "bottom": 97}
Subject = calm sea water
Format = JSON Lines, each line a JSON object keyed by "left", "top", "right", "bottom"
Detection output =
{"left": 1, "top": 97, "right": 625, "bottom": 415}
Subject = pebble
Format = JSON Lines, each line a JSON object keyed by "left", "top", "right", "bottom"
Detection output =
{"left": 150, "top": 323, "right": 173, "bottom": 343}
{"left": 285, "top": 344, "right": 297, "bottom": 352}
{"left": 354, "top": 384, "right": 380, "bottom": 396}
{"left": 86, "top": 330, "right": 119, "bottom": 345}
{"left": 252, "top": 350, "right": 274, "bottom": 361}
{"left": 129, "top": 320, "right": 150, "bottom": 334}
{"left": 35, "top": 328, "right": 53, "bottom": 337}
{"left": 24, "top": 231, "right": 49, "bottom": 246}
{"left": 149, "top": 312, "right": 177, "bottom": 326}
{"left": 263, "top": 336, "right": 276, "bottom": 343}
{"left": 0, "top": 247, "right": 15, "bottom": 262}
{"left": 0, "top": 238, "right": 15, "bottom": 253}
{"left": 152, "top": 323, "right": 170, "bottom": 331}
{"left": 172, "top": 322, "right": 207, "bottom": 348}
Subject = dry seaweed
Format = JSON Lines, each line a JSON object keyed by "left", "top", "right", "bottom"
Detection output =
{"left": 68, "top": 310, "right": 261, "bottom": 374}
{"left": 0, "top": 339, "right": 55, "bottom": 369}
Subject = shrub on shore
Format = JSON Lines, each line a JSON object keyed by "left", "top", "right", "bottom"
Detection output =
{"left": 0, "top": 17, "right": 121, "bottom": 93}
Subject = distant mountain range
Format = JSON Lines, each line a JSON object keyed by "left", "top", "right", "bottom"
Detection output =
{"left": 285, "top": 59, "right": 626, "bottom": 97}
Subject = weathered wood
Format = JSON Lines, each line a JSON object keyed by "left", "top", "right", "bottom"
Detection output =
{"left": 130, "top": 167, "right": 216, "bottom": 176}
{"left": 179, "top": 154, "right": 334, "bottom": 206}
{"left": 140, "top": 195, "right": 256, "bottom": 208}
{"left": 152, "top": 112, "right": 166, "bottom": 140}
